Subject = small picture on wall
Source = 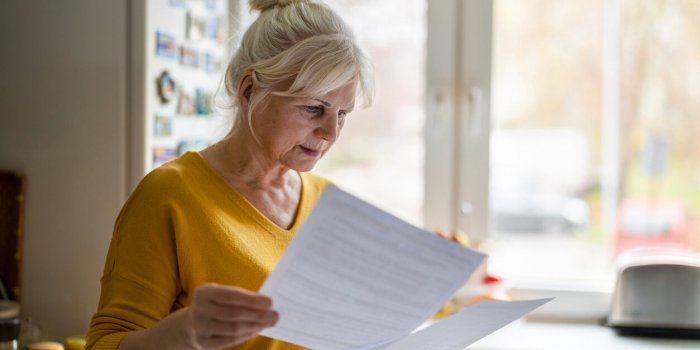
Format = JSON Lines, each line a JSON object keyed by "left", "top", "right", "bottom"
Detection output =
{"left": 156, "top": 70, "right": 177, "bottom": 104}
{"left": 153, "top": 146, "right": 177, "bottom": 167}
{"left": 154, "top": 114, "right": 173, "bottom": 137}
{"left": 204, "top": 51, "right": 222, "bottom": 73}
{"left": 177, "top": 90, "right": 195, "bottom": 116}
{"left": 205, "top": 16, "right": 219, "bottom": 40}
{"left": 195, "top": 88, "right": 213, "bottom": 115}
{"left": 155, "top": 31, "right": 178, "bottom": 59}
{"left": 180, "top": 46, "right": 200, "bottom": 68}
{"left": 186, "top": 11, "right": 205, "bottom": 41}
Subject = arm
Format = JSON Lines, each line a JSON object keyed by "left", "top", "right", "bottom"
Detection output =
{"left": 86, "top": 172, "right": 277, "bottom": 350}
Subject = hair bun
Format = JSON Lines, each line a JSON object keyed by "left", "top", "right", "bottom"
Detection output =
{"left": 249, "top": 0, "right": 305, "bottom": 12}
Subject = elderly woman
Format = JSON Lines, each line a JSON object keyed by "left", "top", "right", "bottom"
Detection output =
{"left": 86, "top": 0, "right": 372, "bottom": 349}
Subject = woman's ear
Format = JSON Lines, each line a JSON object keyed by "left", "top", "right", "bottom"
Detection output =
{"left": 238, "top": 72, "right": 254, "bottom": 110}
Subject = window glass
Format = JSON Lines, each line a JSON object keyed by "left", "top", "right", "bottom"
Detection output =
{"left": 615, "top": 0, "right": 700, "bottom": 254}
{"left": 488, "top": 0, "right": 700, "bottom": 283}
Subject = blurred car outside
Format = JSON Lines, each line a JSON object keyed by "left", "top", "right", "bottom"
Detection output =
{"left": 491, "top": 190, "right": 589, "bottom": 234}
{"left": 613, "top": 198, "right": 694, "bottom": 255}
{"left": 489, "top": 128, "right": 591, "bottom": 234}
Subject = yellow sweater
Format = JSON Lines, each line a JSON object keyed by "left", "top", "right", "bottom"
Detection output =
{"left": 87, "top": 152, "right": 329, "bottom": 350}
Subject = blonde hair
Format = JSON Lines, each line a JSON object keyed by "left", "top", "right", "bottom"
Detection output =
{"left": 224, "top": 0, "right": 373, "bottom": 134}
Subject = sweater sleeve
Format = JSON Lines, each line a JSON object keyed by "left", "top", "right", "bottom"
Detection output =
{"left": 86, "top": 170, "right": 181, "bottom": 350}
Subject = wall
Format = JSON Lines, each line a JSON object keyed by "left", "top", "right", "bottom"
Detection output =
{"left": 0, "top": 0, "right": 127, "bottom": 342}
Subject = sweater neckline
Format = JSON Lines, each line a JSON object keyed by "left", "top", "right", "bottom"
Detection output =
{"left": 186, "top": 151, "right": 307, "bottom": 235}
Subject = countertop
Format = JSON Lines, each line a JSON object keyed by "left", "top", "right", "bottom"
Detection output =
{"left": 469, "top": 320, "right": 700, "bottom": 349}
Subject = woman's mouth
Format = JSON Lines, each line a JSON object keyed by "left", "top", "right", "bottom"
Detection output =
{"left": 299, "top": 145, "right": 321, "bottom": 157}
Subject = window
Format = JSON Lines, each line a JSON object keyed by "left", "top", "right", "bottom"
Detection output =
{"left": 488, "top": 0, "right": 700, "bottom": 284}
{"left": 424, "top": 0, "right": 700, "bottom": 287}
{"left": 488, "top": 0, "right": 609, "bottom": 283}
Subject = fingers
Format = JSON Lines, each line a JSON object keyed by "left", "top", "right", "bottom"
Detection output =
{"left": 433, "top": 229, "right": 471, "bottom": 247}
{"left": 195, "top": 283, "right": 273, "bottom": 310}
{"left": 193, "top": 317, "right": 274, "bottom": 337}
{"left": 192, "top": 283, "right": 279, "bottom": 325}
{"left": 190, "top": 314, "right": 276, "bottom": 350}
{"left": 188, "top": 283, "right": 279, "bottom": 349}
{"left": 434, "top": 229, "right": 451, "bottom": 240}
{"left": 193, "top": 300, "right": 279, "bottom": 324}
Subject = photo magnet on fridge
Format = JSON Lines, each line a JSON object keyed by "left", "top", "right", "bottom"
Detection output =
{"left": 156, "top": 70, "right": 177, "bottom": 104}
{"left": 204, "top": 51, "right": 222, "bottom": 73}
{"left": 154, "top": 114, "right": 173, "bottom": 137}
{"left": 205, "top": 16, "right": 219, "bottom": 39}
{"left": 153, "top": 146, "right": 177, "bottom": 167}
{"left": 156, "top": 31, "right": 178, "bottom": 59}
{"left": 186, "top": 11, "right": 205, "bottom": 40}
{"left": 180, "top": 46, "right": 200, "bottom": 68}
{"left": 177, "top": 90, "right": 195, "bottom": 116}
{"left": 195, "top": 88, "right": 213, "bottom": 115}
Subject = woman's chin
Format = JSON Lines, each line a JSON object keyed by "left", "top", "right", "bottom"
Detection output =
{"left": 295, "top": 163, "right": 318, "bottom": 172}
{"left": 284, "top": 159, "right": 318, "bottom": 173}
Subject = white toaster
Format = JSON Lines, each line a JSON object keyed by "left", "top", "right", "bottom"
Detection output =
{"left": 608, "top": 252, "right": 700, "bottom": 338}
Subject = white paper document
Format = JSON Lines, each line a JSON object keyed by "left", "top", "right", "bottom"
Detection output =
{"left": 378, "top": 298, "right": 553, "bottom": 350}
{"left": 260, "top": 185, "right": 549, "bottom": 349}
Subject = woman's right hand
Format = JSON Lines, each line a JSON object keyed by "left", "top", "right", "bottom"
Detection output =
{"left": 186, "top": 283, "right": 279, "bottom": 349}
{"left": 119, "top": 283, "right": 279, "bottom": 350}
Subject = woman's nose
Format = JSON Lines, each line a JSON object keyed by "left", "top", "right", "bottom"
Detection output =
{"left": 315, "top": 112, "right": 339, "bottom": 141}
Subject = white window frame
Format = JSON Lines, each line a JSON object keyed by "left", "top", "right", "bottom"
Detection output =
{"left": 425, "top": 0, "right": 493, "bottom": 242}
{"left": 425, "top": 0, "right": 621, "bottom": 243}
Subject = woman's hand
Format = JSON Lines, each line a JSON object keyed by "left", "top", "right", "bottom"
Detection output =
{"left": 119, "top": 283, "right": 279, "bottom": 350}
{"left": 433, "top": 229, "right": 471, "bottom": 247}
{"left": 187, "top": 283, "right": 279, "bottom": 349}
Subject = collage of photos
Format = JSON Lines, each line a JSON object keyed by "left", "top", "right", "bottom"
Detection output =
{"left": 151, "top": 0, "right": 227, "bottom": 168}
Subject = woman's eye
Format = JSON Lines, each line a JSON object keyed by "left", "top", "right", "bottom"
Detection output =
{"left": 338, "top": 111, "right": 347, "bottom": 119}
{"left": 304, "top": 106, "right": 322, "bottom": 114}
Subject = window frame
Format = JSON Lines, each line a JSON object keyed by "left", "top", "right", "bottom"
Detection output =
{"left": 425, "top": 0, "right": 493, "bottom": 242}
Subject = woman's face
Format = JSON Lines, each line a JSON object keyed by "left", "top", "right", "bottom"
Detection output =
{"left": 250, "top": 82, "right": 356, "bottom": 172}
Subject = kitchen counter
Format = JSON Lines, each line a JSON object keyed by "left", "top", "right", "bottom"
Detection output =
{"left": 469, "top": 320, "right": 700, "bottom": 349}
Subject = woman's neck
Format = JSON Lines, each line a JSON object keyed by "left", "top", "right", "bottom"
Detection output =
{"left": 202, "top": 131, "right": 294, "bottom": 191}
{"left": 200, "top": 131, "right": 303, "bottom": 229}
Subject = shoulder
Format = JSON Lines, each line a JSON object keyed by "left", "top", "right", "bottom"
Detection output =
{"left": 137, "top": 153, "right": 202, "bottom": 192}
{"left": 112, "top": 153, "right": 209, "bottom": 233}
{"left": 125, "top": 152, "right": 206, "bottom": 209}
